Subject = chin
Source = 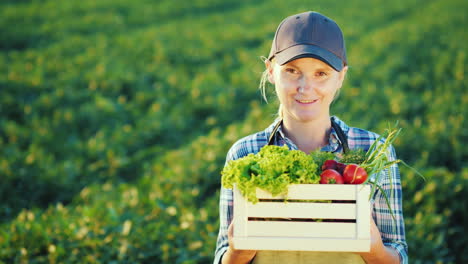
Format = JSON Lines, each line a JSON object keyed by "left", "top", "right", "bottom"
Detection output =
{"left": 284, "top": 108, "right": 328, "bottom": 123}
{"left": 294, "top": 114, "right": 322, "bottom": 123}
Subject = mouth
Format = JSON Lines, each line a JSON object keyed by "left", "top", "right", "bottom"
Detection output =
{"left": 296, "top": 99, "right": 318, "bottom": 104}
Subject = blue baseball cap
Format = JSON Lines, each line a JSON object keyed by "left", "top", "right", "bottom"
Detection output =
{"left": 268, "top": 11, "right": 347, "bottom": 71}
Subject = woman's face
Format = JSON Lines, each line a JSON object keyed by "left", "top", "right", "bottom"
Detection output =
{"left": 268, "top": 57, "right": 347, "bottom": 124}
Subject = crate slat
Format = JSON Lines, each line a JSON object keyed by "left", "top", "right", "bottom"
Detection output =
{"left": 247, "top": 202, "right": 356, "bottom": 219}
{"left": 256, "top": 185, "right": 357, "bottom": 200}
{"left": 246, "top": 221, "right": 356, "bottom": 238}
{"left": 233, "top": 237, "right": 370, "bottom": 252}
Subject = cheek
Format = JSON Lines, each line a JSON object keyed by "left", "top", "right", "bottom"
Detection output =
{"left": 274, "top": 77, "right": 295, "bottom": 96}
{"left": 277, "top": 75, "right": 299, "bottom": 92}
{"left": 274, "top": 85, "right": 286, "bottom": 101}
{"left": 275, "top": 81, "right": 297, "bottom": 103}
{"left": 274, "top": 85, "right": 293, "bottom": 106}
{"left": 317, "top": 80, "right": 340, "bottom": 96}
{"left": 318, "top": 85, "right": 336, "bottom": 95}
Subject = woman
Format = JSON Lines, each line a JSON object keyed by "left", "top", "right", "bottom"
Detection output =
{"left": 214, "top": 11, "right": 408, "bottom": 264}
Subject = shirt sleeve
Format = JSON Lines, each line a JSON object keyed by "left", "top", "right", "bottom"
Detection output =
{"left": 371, "top": 145, "right": 408, "bottom": 264}
{"left": 213, "top": 147, "right": 238, "bottom": 264}
{"left": 213, "top": 186, "right": 233, "bottom": 264}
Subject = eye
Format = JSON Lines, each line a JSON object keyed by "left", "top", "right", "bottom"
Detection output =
{"left": 316, "top": 71, "right": 328, "bottom": 77}
{"left": 285, "top": 67, "right": 299, "bottom": 74}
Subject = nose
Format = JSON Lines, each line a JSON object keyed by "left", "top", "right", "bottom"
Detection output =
{"left": 297, "top": 75, "right": 315, "bottom": 94}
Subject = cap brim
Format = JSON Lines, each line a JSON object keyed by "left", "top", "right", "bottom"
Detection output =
{"left": 274, "top": 44, "right": 344, "bottom": 71}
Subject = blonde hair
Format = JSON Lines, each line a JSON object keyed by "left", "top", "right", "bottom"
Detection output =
{"left": 258, "top": 56, "right": 270, "bottom": 103}
{"left": 259, "top": 57, "right": 284, "bottom": 118}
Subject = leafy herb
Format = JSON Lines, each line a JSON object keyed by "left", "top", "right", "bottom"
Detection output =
{"left": 339, "top": 148, "right": 366, "bottom": 164}
{"left": 359, "top": 124, "right": 424, "bottom": 223}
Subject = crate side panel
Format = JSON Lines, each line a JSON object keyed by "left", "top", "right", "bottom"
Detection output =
{"left": 356, "top": 185, "right": 371, "bottom": 240}
{"left": 233, "top": 186, "right": 248, "bottom": 237}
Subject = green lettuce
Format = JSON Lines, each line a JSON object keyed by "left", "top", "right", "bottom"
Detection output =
{"left": 222, "top": 145, "right": 327, "bottom": 203}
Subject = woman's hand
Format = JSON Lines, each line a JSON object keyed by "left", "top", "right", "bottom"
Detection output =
{"left": 359, "top": 217, "right": 400, "bottom": 264}
{"left": 221, "top": 221, "right": 257, "bottom": 264}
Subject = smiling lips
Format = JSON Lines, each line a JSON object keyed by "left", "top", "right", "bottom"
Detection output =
{"left": 296, "top": 99, "right": 318, "bottom": 104}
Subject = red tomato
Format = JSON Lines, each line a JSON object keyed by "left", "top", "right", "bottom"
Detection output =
{"left": 322, "top": 160, "right": 338, "bottom": 171}
{"left": 320, "top": 169, "right": 344, "bottom": 184}
{"left": 343, "top": 164, "right": 368, "bottom": 184}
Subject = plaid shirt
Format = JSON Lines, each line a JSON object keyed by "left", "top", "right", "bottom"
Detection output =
{"left": 213, "top": 116, "right": 408, "bottom": 264}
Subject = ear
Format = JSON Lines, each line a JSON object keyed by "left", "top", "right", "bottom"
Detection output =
{"left": 265, "top": 59, "right": 275, "bottom": 84}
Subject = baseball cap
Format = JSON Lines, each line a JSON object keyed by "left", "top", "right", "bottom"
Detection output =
{"left": 268, "top": 11, "right": 347, "bottom": 71}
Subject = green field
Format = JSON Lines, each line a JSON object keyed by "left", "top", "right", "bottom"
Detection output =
{"left": 0, "top": 0, "right": 467, "bottom": 263}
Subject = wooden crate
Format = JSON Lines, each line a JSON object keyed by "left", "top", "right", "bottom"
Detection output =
{"left": 233, "top": 184, "right": 371, "bottom": 252}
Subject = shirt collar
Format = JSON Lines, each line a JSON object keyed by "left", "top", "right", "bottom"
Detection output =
{"left": 267, "top": 116, "right": 348, "bottom": 153}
